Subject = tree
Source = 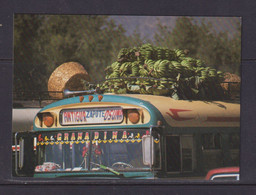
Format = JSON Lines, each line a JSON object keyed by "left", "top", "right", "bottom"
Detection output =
{"left": 229, "top": 19, "right": 241, "bottom": 75}
{"left": 13, "top": 15, "right": 133, "bottom": 94}
{"left": 14, "top": 14, "right": 47, "bottom": 92}
{"left": 154, "top": 17, "right": 241, "bottom": 74}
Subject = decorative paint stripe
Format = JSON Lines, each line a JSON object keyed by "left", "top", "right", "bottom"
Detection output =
{"left": 166, "top": 108, "right": 194, "bottom": 121}
{"left": 35, "top": 138, "right": 159, "bottom": 145}
{"left": 206, "top": 117, "right": 240, "bottom": 122}
{"left": 12, "top": 145, "right": 36, "bottom": 151}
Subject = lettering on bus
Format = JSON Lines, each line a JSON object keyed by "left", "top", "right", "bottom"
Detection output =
{"left": 60, "top": 107, "right": 123, "bottom": 125}
{"left": 36, "top": 130, "right": 160, "bottom": 146}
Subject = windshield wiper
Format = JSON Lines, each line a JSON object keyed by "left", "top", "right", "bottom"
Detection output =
{"left": 90, "top": 162, "right": 123, "bottom": 176}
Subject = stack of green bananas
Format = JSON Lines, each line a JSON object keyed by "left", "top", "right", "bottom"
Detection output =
{"left": 100, "top": 44, "right": 227, "bottom": 100}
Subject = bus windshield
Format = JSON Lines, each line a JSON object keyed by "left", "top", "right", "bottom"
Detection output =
{"left": 35, "top": 129, "right": 160, "bottom": 173}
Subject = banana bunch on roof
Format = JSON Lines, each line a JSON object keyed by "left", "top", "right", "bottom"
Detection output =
{"left": 100, "top": 44, "right": 227, "bottom": 100}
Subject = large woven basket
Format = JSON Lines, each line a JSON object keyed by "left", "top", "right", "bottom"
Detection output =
{"left": 48, "top": 62, "right": 90, "bottom": 99}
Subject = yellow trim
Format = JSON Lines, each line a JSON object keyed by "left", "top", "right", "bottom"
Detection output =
{"left": 37, "top": 138, "right": 149, "bottom": 145}
{"left": 154, "top": 140, "right": 160, "bottom": 144}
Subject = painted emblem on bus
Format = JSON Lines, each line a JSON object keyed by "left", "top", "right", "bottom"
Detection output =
{"left": 166, "top": 108, "right": 194, "bottom": 121}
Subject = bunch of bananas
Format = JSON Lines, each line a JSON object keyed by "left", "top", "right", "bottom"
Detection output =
{"left": 99, "top": 44, "right": 227, "bottom": 100}
{"left": 117, "top": 48, "right": 137, "bottom": 62}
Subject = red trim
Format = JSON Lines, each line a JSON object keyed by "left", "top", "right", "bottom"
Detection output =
{"left": 205, "top": 167, "right": 240, "bottom": 180}
{"left": 166, "top": 108, "right": 194, "bottom": 121}
{"left": 206, "top": 117, "right": 240, "bottom": 122}
{"left": 12, "top": 145, "right": 36, "bottom": 151}
{"left": 12, "top": 145, "right": 20, "bottom": 151}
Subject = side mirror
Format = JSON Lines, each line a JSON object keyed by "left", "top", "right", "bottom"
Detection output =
{"left": 14, "top": 132, "right": 36, "bottom": 177}
{"left": 142, "top": 135, "right": 154, "bottom": 166}
{"left": 18, "top": 138, "right": 24, "bottom": 169}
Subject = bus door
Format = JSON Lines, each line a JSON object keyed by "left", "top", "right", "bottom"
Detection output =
{"left": 13, "top": 132, "right": 37, "bottom": 177}
{"left": 166, "top": 135, "right": 193, "bottom": 173}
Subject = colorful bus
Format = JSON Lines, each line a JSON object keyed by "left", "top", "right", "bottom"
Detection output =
{"left": 13, "top": 93, "right": 240, "bottom": 179}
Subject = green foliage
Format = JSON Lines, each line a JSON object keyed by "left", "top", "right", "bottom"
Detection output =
{"left": 14, "top": 15, "right": 241, "bottom": 97}
{"left": 14, "top": 14, "right": 47, "bottom": 92}
{"left": 14, "top": 15, "right": 131, "bottom": 92}
{"left": 154, "top": 17, "right": 241, "bottom": 75}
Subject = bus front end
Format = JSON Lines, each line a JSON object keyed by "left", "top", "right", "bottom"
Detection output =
{"left": 14, "top": 94, "right": 162, "bottom": 179}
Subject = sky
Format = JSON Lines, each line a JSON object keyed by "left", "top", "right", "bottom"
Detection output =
{"left": 109, "top": 16, "right": 241, "bottom": 41}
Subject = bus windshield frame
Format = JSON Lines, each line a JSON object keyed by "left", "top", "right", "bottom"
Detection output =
{"left": 34, "top": 128, "right": 161, "bottom": 174}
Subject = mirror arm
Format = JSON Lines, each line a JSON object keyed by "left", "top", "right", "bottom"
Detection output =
{"left": 149, "top": 125, "right": 164, "bottom": 134}
{"left": 148, "top": 125, "right": 162, "bottom": 170}
{"left": 149, "top": 126, "right": 153, "bottom": 170}
{"left": 149, "top": 126, "right": 153, "bottom": 136}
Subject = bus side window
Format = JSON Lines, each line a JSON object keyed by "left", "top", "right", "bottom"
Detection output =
{"left": 229, "top": 133, "right": 240, "bottom": 166}
{"left": 202, "top": 133, "right": 221, "bottom": 150}
{"left": 229, "top": 133, "right": 240, "bottom": 149}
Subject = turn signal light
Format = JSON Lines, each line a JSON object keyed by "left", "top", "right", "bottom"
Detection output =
{"left": 43, "top": 113, "right": 54, "bottom": 127}
{"left": 128, "top": 110, "right": 140, "bottom": 124}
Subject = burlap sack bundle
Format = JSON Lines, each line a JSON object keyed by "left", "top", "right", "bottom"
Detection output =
{"left": 48, "top": 62, "right": 90, "bottom": 99}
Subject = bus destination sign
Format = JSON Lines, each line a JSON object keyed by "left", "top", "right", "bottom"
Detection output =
{"left": 60, "top": 107, "right": 123, "bottom": 125}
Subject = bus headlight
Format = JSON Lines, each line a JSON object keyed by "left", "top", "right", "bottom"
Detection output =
{"left": 43, "top": 113, "right": 54, "bottom": 127}
{"left": 128, "top": 110, "right": 140, "bottom": 124}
